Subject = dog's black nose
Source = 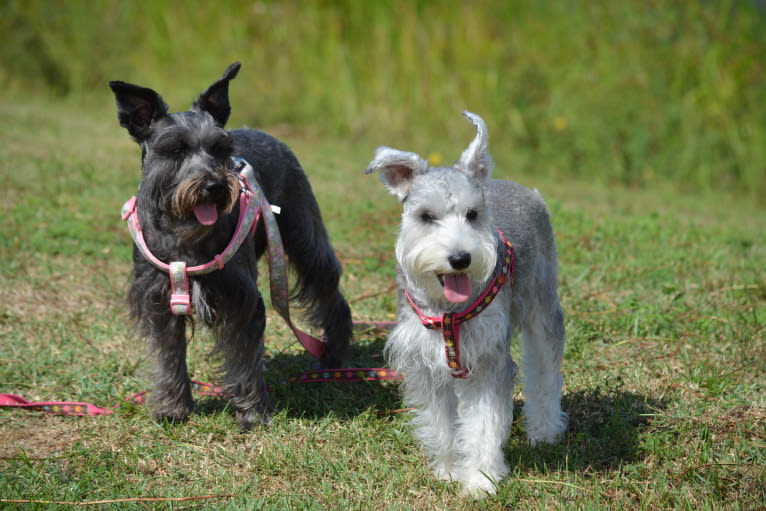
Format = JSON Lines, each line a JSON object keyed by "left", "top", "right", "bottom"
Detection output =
{"left": 448, "top": 252, "right": 471, "bottom": 270}
{"left": 204, "top": 181, "right": 227, "bottom": 198}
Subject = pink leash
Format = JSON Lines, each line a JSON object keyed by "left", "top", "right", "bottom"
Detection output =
{"left": 0, "top": 394, "right": 114, "bottom": 417}
{"left": 0, "top": 381, "right": 232, "bottom": 417}
{"left": 1, "top": 158, "right": 402, "bottom": 417}
{"left": 0, "top": 367, "right": 401, "bottom": 417}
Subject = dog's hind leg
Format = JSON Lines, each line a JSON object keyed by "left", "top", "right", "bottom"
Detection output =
{"left": 520, "top": 262, "right": 568, "bottom": 445}
{"left": 309, "top": 287, "right": 352, "bottom": 368}
{"left": 277, "top": 200, "right": 352, "bottom": 368}
{"left": 148, "top": 315, "right": 196, "bottom": 423}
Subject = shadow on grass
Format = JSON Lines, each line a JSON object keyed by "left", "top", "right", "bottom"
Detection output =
{"left": 190, "top": 328, "right": 401, "bottom": 422}
{"left": 506, "top": 380, "right": 668, "bottom": 472}
{"left": 190, "top": 334, "right": 664, "bottom": 475}
{"left": 264, "top": 333, "right": 402, "bottom": 420}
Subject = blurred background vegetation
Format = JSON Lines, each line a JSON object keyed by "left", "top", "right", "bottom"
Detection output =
{"left": 1, "top": 0, "right": 764, "bottom": 201}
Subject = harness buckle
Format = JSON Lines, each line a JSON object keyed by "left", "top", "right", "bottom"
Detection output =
{"left": 169, "top": 261, "right": 192, "bottom": 315}
{"left": 170, "top": 293, "right": 192, "bottom": 315}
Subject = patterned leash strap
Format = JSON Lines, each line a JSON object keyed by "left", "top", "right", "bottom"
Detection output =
{"left": 289, "top": 367, "right": 401, "bottom": 384}
{"left": 0, "top": 368, "right": 402, "bottom": 417}
{"left": 0, "top": 322, "right": 401, "bottom": 417}
{"left": 236, "top": 158, "right": 326, "bottom": 360}
{"left": 0, "top": 381, "right": 232, "bottom": 417}
{"left": 0, "top": 393, "right": 114, "bottom": 417}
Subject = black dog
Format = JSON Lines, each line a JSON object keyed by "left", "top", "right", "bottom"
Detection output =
{"left": 110, "top": 62, "right": 351, "bottom": 429}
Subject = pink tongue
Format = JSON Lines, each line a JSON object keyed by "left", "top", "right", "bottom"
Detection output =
{"left": 443, "top": 274, "right": 472, "bottom": 303}
{"left": 192, "top": 203, "right": 218, "bottom": 225}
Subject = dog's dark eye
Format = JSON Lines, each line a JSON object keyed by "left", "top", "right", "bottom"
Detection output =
{"left": 169, "top": 145, "right": 187, "bottom": 158}
{"left": 466, "top": 209, "right": 478, "bottom": 222}
{"left": 420, "top": 211, "right": 436, "bottom": 224}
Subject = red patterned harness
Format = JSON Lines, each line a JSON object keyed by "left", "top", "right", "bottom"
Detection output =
{"left": 405, "top": 232, "right": 515, "bottom": 378}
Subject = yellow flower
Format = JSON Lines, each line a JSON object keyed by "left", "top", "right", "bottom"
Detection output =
{"left": 428, "top": 152, "right": 443, "bottom": 166}
{"left": 553, "top": 116, "right": 568, "bottom": 132}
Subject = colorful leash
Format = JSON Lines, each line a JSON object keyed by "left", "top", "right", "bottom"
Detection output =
{"left": 0, "top": 364, "right": 402, "bottom": 417}
{"left": 0, "top": 323, "right": 401, "bottom": 417}
{"left": 0, "top": 381, "right": 231, "bottom": 417}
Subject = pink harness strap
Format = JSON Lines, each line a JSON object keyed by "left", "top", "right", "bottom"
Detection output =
{"left": 120, "top": 157, "right": 326, "bottom": 359}
{"left": 405, "top": 232, "right": 515, "bottom": 378}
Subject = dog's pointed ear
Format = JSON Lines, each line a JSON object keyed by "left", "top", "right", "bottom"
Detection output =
{"left": 192, "top": 62, "right": 241, "bottom": 127}
{"left": 364, "top": 146, "right": 429, "bottom": 201}
{"left": 455, "top": 111, "right": 493, "bottom": 184}
{"left": 109, "top": 81, "right": 168, "bottom": 142}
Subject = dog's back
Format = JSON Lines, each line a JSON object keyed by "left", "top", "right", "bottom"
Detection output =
{"left": 487, "top": 179, "right": 558, "bottom": 263}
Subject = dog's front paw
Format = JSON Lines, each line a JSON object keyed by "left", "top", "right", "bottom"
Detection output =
{"left": 432, "top": 457, "right": 456, "bottom": 481}
{"left": 235, "top": 407, "right": 271, "bottom": 431}
{"left": 457, "top": 471, "right": 504, "bottom": 498}
{"left": 455, "top": 462, "right": 509, "bottom": 498}
{"left": 149, "top": 390, "right": 196, "bottom": 425}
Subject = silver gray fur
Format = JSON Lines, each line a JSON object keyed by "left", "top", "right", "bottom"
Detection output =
{"left": 365, "top": 111, "right": 567, "bottom": 496}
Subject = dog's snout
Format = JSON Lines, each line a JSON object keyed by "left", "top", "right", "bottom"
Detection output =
{"left": 204, "top": 181, "right": 226, "bottom": 195}
{"left": 203, "top": 181, "right": 232, "bottom": 203}
{"left": 448, "top": 251, "right": 471, "bottom": 270}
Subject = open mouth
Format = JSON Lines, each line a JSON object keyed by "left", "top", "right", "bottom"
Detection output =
{"left": 192, "top": 202, "right": 218, "bottom": 225}
{"left": 437, "top": 273, "right": 472, "bottom": 303}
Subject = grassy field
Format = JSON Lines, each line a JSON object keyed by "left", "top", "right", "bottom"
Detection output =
{"left": 0, "top": 91, "right": 764, "bottom": 509}
{"left": 1, "top": 1, "right": 765, "bottom": 509}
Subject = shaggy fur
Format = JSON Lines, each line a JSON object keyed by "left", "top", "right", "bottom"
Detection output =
{"left": 365, "top": 111, "right": 567, "bottom": 496}
{"left": 109, "top": 62, "right": 351, "bottom": 430}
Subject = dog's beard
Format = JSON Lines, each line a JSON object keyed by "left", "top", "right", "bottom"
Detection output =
{"left": 172, "top": 172, "right": 240, "bottom": 224}
{"left": 396, "top": 221, "right": 497, "bottom": 306}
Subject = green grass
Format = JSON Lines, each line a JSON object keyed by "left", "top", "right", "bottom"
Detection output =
{"left": 1, "top": 0, "right": 765, "bottom": 199}
{"left": 1, "top": 1, "right": 765, "bottom": 508}
{"left": 1, "top": 90, "right": 764, "bottom": 509}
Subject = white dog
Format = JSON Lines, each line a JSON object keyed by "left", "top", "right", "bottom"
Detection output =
{"left": 364, "top": 112, "right": 568, "bottom": 496}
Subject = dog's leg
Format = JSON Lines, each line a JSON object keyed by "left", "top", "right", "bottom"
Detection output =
{"left": 218, "top": 290, "right": 272, "bottom": 430}
{"left": 521, "top": 271, "right": 568, "bottom": 445}
{"left": 148, "top": 315, "right": 196, "bottom": 423}
{"left": 452, "top": 355, "right": 515, "bottom": 496}
{"left": 312, "top": 288, "right": 352, "bottom": 368}
{"left": 408, "top": 382, "right": 459, "bottom": 480}
{"left": 277, "top": 203, "right": 352, "bottom": 368}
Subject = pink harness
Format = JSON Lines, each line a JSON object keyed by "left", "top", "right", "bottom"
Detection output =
{"left": 120, "top": 157, "right": 326, "bottom": 359}
{"left": 405, "top": 232, "right": 515, "bottom": 378}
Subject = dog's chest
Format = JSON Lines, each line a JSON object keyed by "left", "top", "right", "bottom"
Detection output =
{"left": 447, "top": 291, "right": 512, "bottom": 358}
{"left": 394, "top": 287, "right": 513, "bottom": 375}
